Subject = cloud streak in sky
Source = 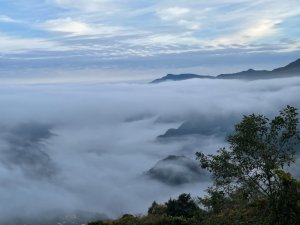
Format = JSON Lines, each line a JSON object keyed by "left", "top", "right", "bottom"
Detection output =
{"left": 0, "top": 0, "right": 299, "bottom": 77}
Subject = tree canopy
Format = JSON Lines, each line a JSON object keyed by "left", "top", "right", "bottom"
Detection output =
{"left": 197, "top": 105, "right": 300, "bottom": 224}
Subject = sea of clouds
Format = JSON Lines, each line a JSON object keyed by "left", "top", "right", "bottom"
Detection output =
{"left": 0, "top": 77, "right": 299, "bottom": 223}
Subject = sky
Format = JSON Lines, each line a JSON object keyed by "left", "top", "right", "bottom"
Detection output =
{"left": 0, "top": 0, "right": 300, "bottom": 80}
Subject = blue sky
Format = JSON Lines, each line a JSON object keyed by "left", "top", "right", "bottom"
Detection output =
{"left": 0, "top": 0, "right": 300, "bottom": 81}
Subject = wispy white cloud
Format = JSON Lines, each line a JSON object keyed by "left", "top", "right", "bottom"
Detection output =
{"left": 0, "top": 15, "right": 18, "bottom": 23}
{"left": 157, "top": 7, "right": 190, "bottom": 20}
{"left": 52, "top": 0, "right": 120, "bottom": 14}
{"left": 42, "top": 18, "right": 93, "bottom": 36}
{"left": 177, "top": 19, "right": 200, "bottom": 30}
{"left": 0, "top": 33, "right": 68, "bottom": 53}
{"left": 41, "top": 17, "right": 128, "bottom": 37}
{"left": 212, "top": 19, "right": 282, "bottom": 46}
{"left": 156, "top": 6, "right": 201, "bottom": 31}
{"left": 0, "top": 0, "right": 299, "bottom": 71}
{"left": 244, "top": 19, "right": 281, "bottom": 39}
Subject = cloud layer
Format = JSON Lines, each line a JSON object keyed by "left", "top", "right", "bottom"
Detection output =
{"left": 0, "top": 77, "right": 299, "bottom": 223}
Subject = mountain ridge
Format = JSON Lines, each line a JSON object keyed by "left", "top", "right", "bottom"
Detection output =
{"left": 151, "top": 58, "right": 300, "bottom": 83}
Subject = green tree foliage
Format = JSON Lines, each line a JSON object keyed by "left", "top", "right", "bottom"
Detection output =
{"left": 165, "top": 193, "right": 199, "bottom": 218}
{"left": 148, "top": 201, "right": 167, "bottom": 216}
{"left": 88, "top": 214, "right": 195, "bottom": 225}
{"left": 197, "top": 105, "right": 300, "bottom": 225}
{"left": 269, "top": 170, "right": 300, "bottom": 225}
{"left": 89, "top": 194, "right": 205, "bottom": 225}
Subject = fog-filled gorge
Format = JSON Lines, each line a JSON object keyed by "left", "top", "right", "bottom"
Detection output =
{"left": 0, "top": 77, "right": 300, "bottom": 224}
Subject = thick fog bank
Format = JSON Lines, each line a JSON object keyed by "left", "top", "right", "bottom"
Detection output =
{"left": 0, "top": 77, "right": 299, "bottom": 223}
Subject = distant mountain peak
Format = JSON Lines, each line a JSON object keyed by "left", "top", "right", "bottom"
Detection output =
{"left": 145, "top": 155, "right": 209, "bottom": 185}
{"left": 273, "top": 58, "right": 300, "bottom": 71}
{"left": 286, "top": 58, "right": 300, "bottom": 67}
{"left": 151, "top": 58, "right": 300, "bottom": 83}
{"left": 150, "top": 73, "right": 213, "bottom": 83}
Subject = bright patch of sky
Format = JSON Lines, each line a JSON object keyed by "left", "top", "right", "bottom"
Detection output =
{"left": 0, "top": 0, "right": 299, "bottom": 80}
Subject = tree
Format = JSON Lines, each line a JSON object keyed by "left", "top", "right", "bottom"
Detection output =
{"left": 270, "top": 170, "right": 300, "bottom": 225}
{"left": 196, "top": 105, "right": 300, "bottom": 224}
{"left": 165, "top": 193, "right": 199, "bottom": 218}
{"left": 148, "top": 201, "right": 167, "bottom": 216}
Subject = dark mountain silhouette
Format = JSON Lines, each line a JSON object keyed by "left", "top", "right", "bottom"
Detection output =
{"left": 217, "top": 69, "right": 269, "bottom": 79}
{"left": 272, "top": 58, "right": 300, "bottom": 74}
{"left": 158, "top": 115, "right": 238, "bottom": 139}
{"left": 151, "top": 58, "right": 300, "bottom": 83}
{"left": 151, "top": 74, "right": 214, "bottom": 83}
{"left": 145, "top": 155, "right": 209, "bottom": 186}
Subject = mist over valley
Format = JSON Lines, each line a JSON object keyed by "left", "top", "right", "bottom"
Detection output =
{"left": 0, "top": 76, "right": 299, "bottom": 224}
